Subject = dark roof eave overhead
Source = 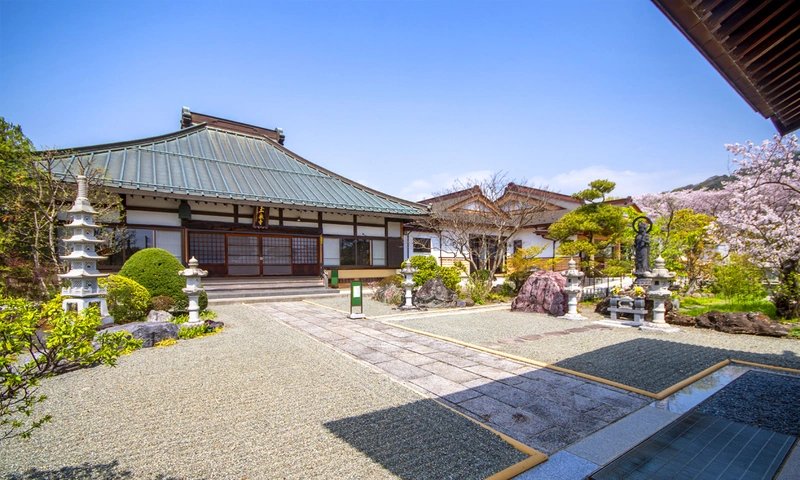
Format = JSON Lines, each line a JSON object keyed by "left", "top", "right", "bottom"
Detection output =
{"left": 652, "top": 0, "right": 800, "bottom": 135}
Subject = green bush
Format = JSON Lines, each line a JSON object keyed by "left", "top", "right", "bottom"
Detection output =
{"left": 402, "top": 256, "right": 462, "bottom": 291}
{"left": 1, "top": 295, "right": 141, "bottom": 440}
{"left": 711, "top": 254, "right": 766, "bottom": 301}
{"left": 99, "top": 275, "right": 150, "bottom": 323}
{"left": 178, "top": 323, "right": 222, "bottom": 339}
{"left": 406, "top": 255, "right": 439, "bottom": 286}
{"left": 438, "top": 266, "right": 462, "bottom": 291}
{"left": 118, "top": 248, "right": 207, "bottom": 312}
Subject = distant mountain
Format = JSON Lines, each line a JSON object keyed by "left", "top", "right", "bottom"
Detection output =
{"left": 672, "top": 174, "right": 732, "bottom": 192}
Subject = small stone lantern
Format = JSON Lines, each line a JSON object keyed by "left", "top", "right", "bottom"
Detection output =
{"left": 558, "top": 259, "right": 587, "bottom": 321}
{"left": 641, "top": 256, "right": 679, "bottom": 333}
{"left": 178, "top": 257, "right": 208, "bottom": 323}
{"left": 399, "top": 261, "right": 418, "bottom": 310}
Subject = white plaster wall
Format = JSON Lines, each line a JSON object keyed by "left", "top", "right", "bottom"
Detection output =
{"left": 357, "top": 215, "right": 384, "bottom": 225}
{"left": 509, "top": 230, "right": 555, "bottom": 257}
{"left": 323, "top": 224, "right": 354, "bottom": 235}
{"left": 387, "top": 222, "right": 402, "bottom": 237}
{"left": 357, "top": 226, "right": 385, "bottom": 237}
{"left": 192, "top": 214, "right": 235, "bottom": 224}
{"left": 284, "top": 209, "right": 319, "bottom": 221}
{"left": 323, "top": 212, "right": 352, "bottom": 222}
{"left": 126, "top": 196, "right": 178, "bottom": 209}
{"left": 283, "top": 220, "right": 318, "bottom": 228}
{"left": 127, "top": 210, "right": 181, "bottom": 227}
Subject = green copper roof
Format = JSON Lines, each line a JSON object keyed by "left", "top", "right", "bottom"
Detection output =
{"left": 54, "top": 124, "right": 427, "bottom": 216}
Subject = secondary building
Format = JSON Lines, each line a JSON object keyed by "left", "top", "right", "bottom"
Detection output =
{"left": 53, "top": 107, "right": 428, "bottom": 282}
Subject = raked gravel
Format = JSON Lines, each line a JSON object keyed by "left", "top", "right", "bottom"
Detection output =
{"left": 389, "top": 308, "right": 800, "bottom": 394}
{"left": 0, "top": 304, "right": 526, "bottom": 479}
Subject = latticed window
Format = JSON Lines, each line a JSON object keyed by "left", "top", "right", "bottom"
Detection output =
{"left": 189, "top": 233, "right": 225, "bottom": 264}
{"left": 292, "top": 237, "right": 318, "bottom": 264}
{"left": 262, "top": 237, "right": 291, "bottom": 265}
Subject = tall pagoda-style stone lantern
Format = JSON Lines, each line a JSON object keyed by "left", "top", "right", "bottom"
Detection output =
{"left": 179, "top": 257, "right": 208, "bottom": 324}
{"left": 559, "top": 259, "right": 587, "bottom": 321}
{"left": 59, "top": 176, "right": 112, "bottom": 324}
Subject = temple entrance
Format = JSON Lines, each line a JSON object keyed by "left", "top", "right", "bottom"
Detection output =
{"left": 188, "top": 232, "right": 319, "bottom": 277}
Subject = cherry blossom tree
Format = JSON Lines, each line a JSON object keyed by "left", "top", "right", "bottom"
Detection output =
{"left": 635, "top": 188, "right": 728, "bottom": 220}
{"left": 715, "top": 134, "right": 800, "bottom": 319}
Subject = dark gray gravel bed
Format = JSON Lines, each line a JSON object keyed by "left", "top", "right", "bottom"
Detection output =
{"left": 695, "top": 370, "right": 800, "bottom": 437}
{"left": 390, "top": 309, "right": 800, "bottom": 394}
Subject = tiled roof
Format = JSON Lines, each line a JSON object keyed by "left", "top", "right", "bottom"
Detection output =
{"left": 53, "top": 124, "right": 427, "bottom": 216}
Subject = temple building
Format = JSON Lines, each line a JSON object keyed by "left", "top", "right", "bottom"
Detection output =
{"left": 53, "top": 107, "right": 428, "bottom": 282}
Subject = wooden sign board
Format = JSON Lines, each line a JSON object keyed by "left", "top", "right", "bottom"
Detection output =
{"left": 253, "top": 206, "right": 269, "bottom": 229}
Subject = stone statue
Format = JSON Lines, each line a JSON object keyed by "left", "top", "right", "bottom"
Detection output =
{"left": 633, "top": 216, "right": 652, "bottom": 275}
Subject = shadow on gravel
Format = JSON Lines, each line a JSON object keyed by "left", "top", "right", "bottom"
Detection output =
{"left": 554, "top": 338, "right": 800, "bottom": 394}
{"left": 323, "top": 398, "right": 527, "bottom": 480}
{"left": 3, "top": 460, "right": 139, "bottom": 480}
{"left": 1, "top": 460, "right": 182, "bottom": 480}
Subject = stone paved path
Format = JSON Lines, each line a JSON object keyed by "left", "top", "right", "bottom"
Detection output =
{"left": 251, "top": 302, "right": 650, "bottom": 455}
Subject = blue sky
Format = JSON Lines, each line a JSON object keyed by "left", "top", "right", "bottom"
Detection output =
{"left": 0, "top": 0, "right": 779, "bottom": 200}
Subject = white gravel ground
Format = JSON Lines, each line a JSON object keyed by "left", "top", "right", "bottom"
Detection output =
{"left": 0, "top": 304, "right": 526, "bottom": 479}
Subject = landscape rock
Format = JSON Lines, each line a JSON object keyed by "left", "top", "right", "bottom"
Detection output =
{"left": 413, "top": 277, "right": 458, "bottom": 308}
{"left": 146, "top": 310, "right": 174, "bottom": 323}
{"left": 204, "top": 320, "right": 225, "bottom": 330}
{"left": 511, "top": 271, "right": 568, "bottom": 316}
{"left": 665, "top": 311, "right": 696, "bottom": 326}
{"left": 595, "top": 297, "right": 610, "bottom": 315}
{"left": 102, "top": 322, "right": 179, "bottom": 348}
{"left": 694, "top": 310, "right": 790, "bottom": 337}
{"left": 456, "top": 300, "right": 467, "bottom": 308}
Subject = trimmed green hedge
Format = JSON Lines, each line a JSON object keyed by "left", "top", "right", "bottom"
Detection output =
{"left": 118, "top": 248, "right": 207, "bottom": 312}
{"left": 99, "top": 274, "right": 150, "bottom": 323}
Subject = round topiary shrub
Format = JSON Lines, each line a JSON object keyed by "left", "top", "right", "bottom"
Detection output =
{"left": 99, "top": 274, "right": 150, "bottom": 324}
{"left": 118, "top": 248, "right": 208, "bottom": 312}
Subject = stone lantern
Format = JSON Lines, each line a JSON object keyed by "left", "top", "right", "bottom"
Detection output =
{"left": 399, "top": 262, "right": 418, "bottom": 310}
{"left": 178, "top": 257, "right": 208, "bottom": 324}
{"left": 641, "top": 256, "right": 680, "bottom": 333}
{"left": 559, "top": 259, "right": 587, "bottom": 321}
{"left": 59, "top": 176, "right": 112, "bottom": 324}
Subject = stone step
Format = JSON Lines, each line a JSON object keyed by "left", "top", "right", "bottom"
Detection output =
{"left": 207, "top": 291, "right": 343, "bottom": 305}
{"left": 207, "top": 286, "right": 335, "bottom": 299}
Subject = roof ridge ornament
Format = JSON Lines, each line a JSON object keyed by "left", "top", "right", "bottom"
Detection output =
{"left": 181, "top": 106, "right": 192, "bottom": 129}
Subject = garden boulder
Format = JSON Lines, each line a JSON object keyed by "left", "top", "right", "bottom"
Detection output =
{"left": 413, "top": 277, "right": 458, "bottom": 308}
{"left": 694, "top": 310, "right": 790, "bottom": 337}
{"left": 511, "top": 271, "right": 568, "bottom": 316}
{"left": 103, "top": 321, "right": 179, "bottom": 348}
{"left": 146, "top": 310, "right": 174, "bottom": 323}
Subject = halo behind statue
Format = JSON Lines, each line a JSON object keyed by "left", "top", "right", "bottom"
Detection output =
{"left": 632, "top": 215, "right": 653, "bottom": 233}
